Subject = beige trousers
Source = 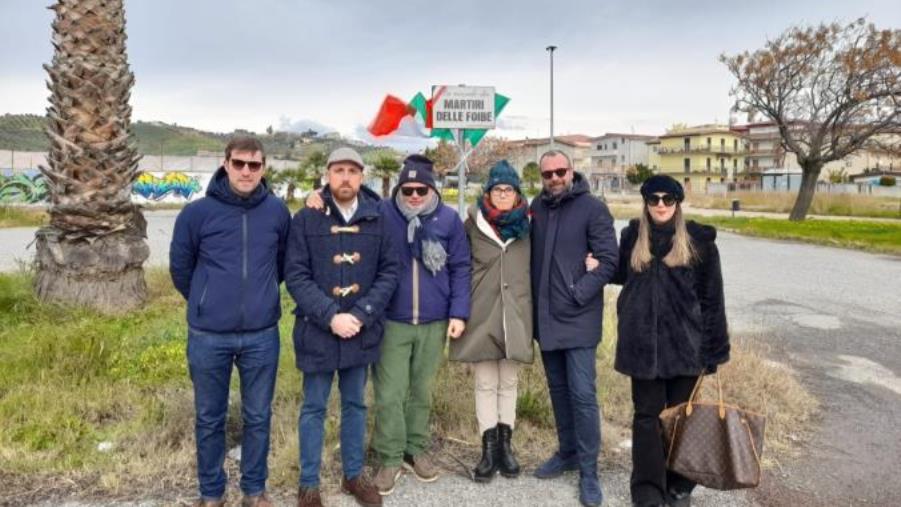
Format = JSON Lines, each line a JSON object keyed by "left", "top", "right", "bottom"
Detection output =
{"left": 473, "top": 359, "right": 520, "bottom": 434}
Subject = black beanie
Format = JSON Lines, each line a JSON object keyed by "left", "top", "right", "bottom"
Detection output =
{"left": 394, "top": 154, "right": 438, "bottom": 194}
{"left": 640, "top": 175, "right": 685, "bottom": 202}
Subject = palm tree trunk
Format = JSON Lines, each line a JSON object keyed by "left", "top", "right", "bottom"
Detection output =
{"left": 36, "top": 0, "right": 148, "bottom": 313}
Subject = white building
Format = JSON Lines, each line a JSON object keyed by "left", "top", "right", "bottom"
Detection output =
{"left": 507, "top": 135, "right": 594, "bottom": 174}
{"left": 587, "top": 133, "right": 656, "bottom": 192}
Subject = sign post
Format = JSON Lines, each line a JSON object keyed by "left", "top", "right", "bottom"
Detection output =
{"left": 431, "top": 85, "right": 497, "bottom": 214}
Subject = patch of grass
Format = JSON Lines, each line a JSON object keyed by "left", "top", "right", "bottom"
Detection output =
{"left": 0, "top": 206, "right": 47, "bottom": 228}
{"left": 0, "top": 274, "right": 817, "bottom": 503}
{"left": 692, "top": 216, "right": 901, "bottom": 255}
{"left": 689, "top": 192, "right": 901, "bottom": 219}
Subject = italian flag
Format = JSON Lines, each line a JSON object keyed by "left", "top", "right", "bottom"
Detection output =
{"left": 367, "top": 91, "right": 509, "bottom": 147}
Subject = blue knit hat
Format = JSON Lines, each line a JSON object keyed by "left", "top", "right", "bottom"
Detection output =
{"left": 394, "top": 154, "right": 438, "bottom": 195}
{"left": 483, "top": 160, "right": 521, "bottom": 194}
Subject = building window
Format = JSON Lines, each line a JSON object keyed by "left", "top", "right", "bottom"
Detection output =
{"left": 613, "top": 142, "right": 618, "bottom": 150}
{"left": 733, "top": 159, "right": 738, "bottom": 170}
{"left": 684, "top": 158, "right": 690, "bottom": 173}
{"left": 720, "top": 138, "right": 725, "bottom": 151}
{"left": 684, "top": 138, "right": 690, "bottom": 151}
{"left": 597, "top": 144, "right": 602, "bottom": 150}
{"left": 706, "top": 158, "right": 711, "bottom": 170}
{"left": 720, "top": 158, "right": 725, "bottom": 170}
{"left": 734, "top": 139, "right": 738, "bottom": 151}
{"left": 706, "top": 137, "right": 712, "bottom": 149}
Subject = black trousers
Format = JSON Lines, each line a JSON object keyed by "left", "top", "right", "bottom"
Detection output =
{"left": 630, "top": 375, "right": 699, "bottom": 505}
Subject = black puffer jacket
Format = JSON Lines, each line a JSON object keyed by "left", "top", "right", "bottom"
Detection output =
{"left": 612, "top": 219, "right": 730, "bottom": 379}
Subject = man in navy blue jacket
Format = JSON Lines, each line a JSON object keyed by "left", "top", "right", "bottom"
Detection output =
{"left": 170, "top": 137, "right": 290, "bottom": 507}
{"left": 530, "top": 150, "right": 618, "bottom": 507}
{"left": 285, "top": 148, "right": 398, "bottom": 507}
{"left": 303, "top": 155, "right": 471, "bottom": 496}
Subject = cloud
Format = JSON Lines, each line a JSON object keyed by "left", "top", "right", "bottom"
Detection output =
{"left": 495, "top": 115, "right": 537, "bottom": 132}
{"left": 278, "top": 116, "right": 336, "bottom": 135}
{"left": 351, "top": 119, "right": 436, "bottom": 154}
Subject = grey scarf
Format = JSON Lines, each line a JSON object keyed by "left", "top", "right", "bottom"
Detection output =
{"left": 394, "top": 191, "right": 447, "bottom": 275}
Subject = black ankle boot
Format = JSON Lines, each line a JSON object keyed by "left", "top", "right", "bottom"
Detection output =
{"left": 473, "top": 426, "right": 499, "bottom": 482}
{"left": 496, "top": 423, "right": 521, "bottom": 478}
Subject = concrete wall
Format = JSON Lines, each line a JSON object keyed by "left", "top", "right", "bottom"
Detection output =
{"left": 0, "top": 150, "right": 299, "bottom": 173}
{"left": 0, "top": 150, "right": 304, "bottom": 205}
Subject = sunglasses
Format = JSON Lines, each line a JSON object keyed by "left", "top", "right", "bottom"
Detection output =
{"left": 229, "top": 158, "right": 264, "bottom": 172}
{"left": 541, "top": 168, "right": 569, "bottom": 180}
{"left": 646, "top": 194, "right": 677, "bottom": 207}
{"left": 400, "top": 186, "right": 429, "bottom": 197}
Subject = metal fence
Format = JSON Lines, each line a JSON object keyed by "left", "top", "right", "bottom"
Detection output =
{"left": 706, "top": 181, "right": 901, "bottom": 197}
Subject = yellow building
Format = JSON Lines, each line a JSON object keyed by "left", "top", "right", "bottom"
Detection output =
{"left": 651, "top": 125, "right": 747, "bottom": 193}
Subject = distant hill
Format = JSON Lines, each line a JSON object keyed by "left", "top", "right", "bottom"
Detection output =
{"left": 0, "top": 114, "right": 47, "bottom": 151}
{"left": 0, "top": 114, "right": 374, "bottom": 160}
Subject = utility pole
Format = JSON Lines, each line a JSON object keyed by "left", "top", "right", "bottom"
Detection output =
{"left": 546, "top": 45, "right": 557, "bottom": 150}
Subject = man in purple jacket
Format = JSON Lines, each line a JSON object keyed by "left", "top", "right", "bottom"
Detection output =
{"left": 370, "top": 155, "right": 471, "bottom": 495}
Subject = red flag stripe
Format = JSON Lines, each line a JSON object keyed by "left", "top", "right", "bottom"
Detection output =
{"left": 367, "top": 95, "right": 414, "bottom": 136}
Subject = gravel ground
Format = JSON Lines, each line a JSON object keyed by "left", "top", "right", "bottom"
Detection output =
{"left": 29, "top": 469, "right": 753, "bottom": 507}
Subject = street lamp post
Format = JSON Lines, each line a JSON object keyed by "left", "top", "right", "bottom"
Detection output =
{"left": 546, "top": 45, "right": 556, "bottom": 150}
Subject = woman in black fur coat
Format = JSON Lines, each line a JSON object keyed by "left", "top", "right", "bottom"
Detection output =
{"left": 611, "top": 175, "right": 730, "bottom": 507}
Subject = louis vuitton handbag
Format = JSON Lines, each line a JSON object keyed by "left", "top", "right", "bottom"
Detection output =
{"left": 659, "top": 372, "right": 766, "bottom": 490}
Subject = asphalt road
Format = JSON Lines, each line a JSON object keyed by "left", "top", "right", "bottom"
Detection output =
{"left": 7, "top": 211, "right": 901, "bottom": 506}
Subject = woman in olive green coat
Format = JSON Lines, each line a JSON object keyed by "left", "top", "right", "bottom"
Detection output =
{"left": 449, "top": 160, "right": 533, "bottom": 483}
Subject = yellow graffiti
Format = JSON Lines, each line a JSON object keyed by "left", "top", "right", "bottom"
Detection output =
{"left": 133, "top": 172, "right": 202, "bottom": 200}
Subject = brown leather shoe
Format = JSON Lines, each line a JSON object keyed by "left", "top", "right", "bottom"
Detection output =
{"left": 403, "top": 452, "right": 439, "bottom": 482}
{"left": 342, "top": 474, "right": 382, "bottom": 507}
{"left": 193, "top": 498, "right": 226, "bottom": 507}
{"left": 373, "top": 465, "right": 402, "bottom": 496}
{"left": 297, "top": 486, "right": 323, "bottom": 507}
{"left": 242, "top": 491, "right": 273, "bottom": 507}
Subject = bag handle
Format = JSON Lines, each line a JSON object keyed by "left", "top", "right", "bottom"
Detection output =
{"left": 685, "top": 370, "right": 726, "bottom": 419}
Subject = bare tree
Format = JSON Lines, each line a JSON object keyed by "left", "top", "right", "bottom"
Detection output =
{"left": 466, "top": 137, "right": 514, "bottom": 178}
{"left": 721, "top": 19, "right": 900, "bottom": 220}
{"left": 423, "top": 140, "right": 460, "bottom": 177}
{"left": 35, "top": 0, "right": 149, "bottom": 312}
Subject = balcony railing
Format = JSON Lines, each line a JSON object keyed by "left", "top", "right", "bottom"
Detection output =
{"left": 657, "top": 145, "right": 746, "bottom": 155}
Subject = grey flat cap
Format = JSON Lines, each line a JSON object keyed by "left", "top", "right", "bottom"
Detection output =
{"left": 327, "top": 147, "right": 365, "bottom": 170}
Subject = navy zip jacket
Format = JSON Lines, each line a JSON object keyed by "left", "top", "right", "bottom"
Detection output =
{"left": 169, "top": 167, "right": 291, "bottom": 333}
{"left": 530, "top": 172, "right": 619, "bottom": 350}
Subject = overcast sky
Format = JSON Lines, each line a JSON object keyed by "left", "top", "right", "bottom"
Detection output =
{"left": 1, "top": 0, "right": 899, "bottom": 148}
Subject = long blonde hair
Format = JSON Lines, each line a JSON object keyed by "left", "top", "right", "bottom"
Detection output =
{"left": 630, "top": 204, "right": 696, "bottom": 272}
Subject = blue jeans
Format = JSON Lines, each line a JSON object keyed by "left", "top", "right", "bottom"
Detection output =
{"left": 299, "top": 366, "right": 368, "bottom": 487}
{"left": 187, "top": 326, "right": 280, "bottom": 500}
{"left": 542, "top": 346, "right": 601, "bottom": 477}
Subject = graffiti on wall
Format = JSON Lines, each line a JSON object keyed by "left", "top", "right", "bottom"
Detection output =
{"left": 132, "top": 172, "right": 203, "bottom": 201}
{"left": 1, "top": 170, "right": 208, "bottom": 205}
{"left": 0, "top": 171, "right": 49, "bottom": 204}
